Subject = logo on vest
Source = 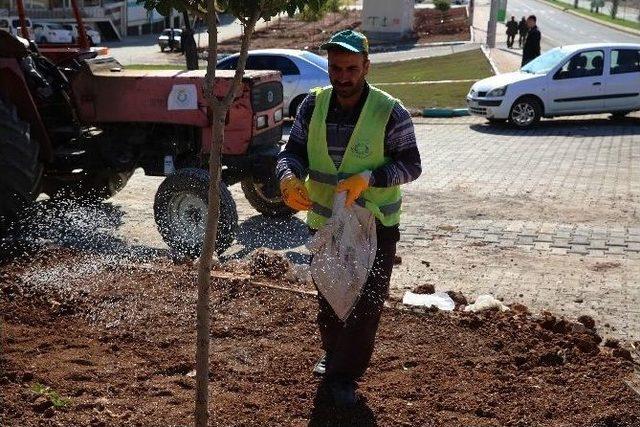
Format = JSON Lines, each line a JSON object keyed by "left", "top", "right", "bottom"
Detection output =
{"left": 350, "top": 140, "right": 371, "bottom": 158}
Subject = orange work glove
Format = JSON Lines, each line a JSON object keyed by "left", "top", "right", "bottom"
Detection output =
{"left": 336, "top": 171, "right": 371, "bottom": 207}
{"left": 280, "top": 176, "right": 312, "bottom": 211}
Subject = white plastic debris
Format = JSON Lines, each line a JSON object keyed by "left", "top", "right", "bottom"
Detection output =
{"left": 306, "top": 192, "right": 377, "bottom": 321}
{"left": 402, "top": 291, "right": 456, "bottom": 311}
{"left": 464, "top": 294, "right": 510, "bottom": 312}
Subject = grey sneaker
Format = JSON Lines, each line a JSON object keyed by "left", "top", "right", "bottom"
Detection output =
{"left": 312, "top": 354, "right": 327, "bottom": 376}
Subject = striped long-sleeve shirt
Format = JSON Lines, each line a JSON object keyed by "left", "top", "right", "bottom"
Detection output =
{"left": 276, "top": 83, "right": 422, "bottom": 187}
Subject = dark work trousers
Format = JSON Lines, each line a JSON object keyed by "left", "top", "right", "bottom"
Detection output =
{"left": 519, "top": 32, "right": 527, "bottom": 47}
{"left": 314, "top": 224, "right": 400, "bottom": 381}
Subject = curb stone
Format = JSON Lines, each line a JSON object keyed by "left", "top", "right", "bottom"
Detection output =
{"left": 422, "top": 108, "right": 470, "bottom": 117}
{"left": 534, "top": 0, "right": 640, "bottom": 37}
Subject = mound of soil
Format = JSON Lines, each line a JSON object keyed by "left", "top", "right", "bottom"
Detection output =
{"left": 1, "top": 247, "right": 639, "bottom": 426}
{"left": 217, "top": 9, "right": 470, "bottom": 54}
{"left": 248, "top": 248, "right": 292, "bottom": 279}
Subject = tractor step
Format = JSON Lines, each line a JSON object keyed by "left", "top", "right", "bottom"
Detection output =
{"left": 51, "top": 146, "right": 89, "bottom": 170}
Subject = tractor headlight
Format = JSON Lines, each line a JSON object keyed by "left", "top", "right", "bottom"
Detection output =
{"left": 274, "top": 108, "right": 283, "bottom": 122}
{"left": 256, "top": 115, "right": 267, "bottom": 129}
{"left": 487, "top": 86, "right": 507, "bottom": 97}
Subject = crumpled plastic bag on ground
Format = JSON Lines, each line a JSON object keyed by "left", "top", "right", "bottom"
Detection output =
{"left": 306, "top": 192, "right": 377, "bottom": 321}
{"left": 402, "top": 291, "right": 456, "bottom": 311}
{"left": 464, "top": 294, "right": 510, "bottom": 312}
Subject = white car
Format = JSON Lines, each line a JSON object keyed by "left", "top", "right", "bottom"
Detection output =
{"left": 61, "top": 23, "right": 101, "bottom": 45}
{"left": 33, "top": 22, "right": 73, "bottom": 44}
{"left": 467, "top": 43, "right": 640, "bottom": 128}
{"left": 217, "top": 49, "right": 330, "bottom": 117}
{"left": 0, "top": 16, "right": 33, "bottom": 38}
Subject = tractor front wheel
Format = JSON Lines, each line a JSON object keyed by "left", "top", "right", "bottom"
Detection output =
{"left": 241, "top": 177, "right": 294, "bottom": 217}
{"left": 154, "top": 168, "right": 238, "bottom": 257}
{"left": 0, "top": 98, "right": 41, "bottom": 234}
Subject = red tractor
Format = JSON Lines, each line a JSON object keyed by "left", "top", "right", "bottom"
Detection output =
{"left": 0, "top": 1, "right": 291, "bottom": 256}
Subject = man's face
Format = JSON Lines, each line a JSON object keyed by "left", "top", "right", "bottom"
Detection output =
{"left": 527, "top": 18, "right": 536, "bottom": 28}
{"left": 328, "top": 49, "right": 370, "bottom": 98}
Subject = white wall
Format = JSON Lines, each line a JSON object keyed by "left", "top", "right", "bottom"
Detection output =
{"left": 361, "top": 0, "right": 414, "bottom": 39}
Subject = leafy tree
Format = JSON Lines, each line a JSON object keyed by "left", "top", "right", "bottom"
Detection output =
{"left": 610, "top": 0, "right": 619, "bottom": 19}
{"left": 141, "top": 1, "right": 328, "bottom": 426}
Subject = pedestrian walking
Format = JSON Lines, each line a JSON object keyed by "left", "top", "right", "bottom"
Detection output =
{"left": 506, "top": 16, "right": 518, "bottom": 49}
{"left": 518, "top": 16, "right": 528, "bottom": 48}
{"left": 276, "top": 29, "right": 422, "bottom": 409}
{"left": 522, "top": 15, "right": 541, "bottom": 66}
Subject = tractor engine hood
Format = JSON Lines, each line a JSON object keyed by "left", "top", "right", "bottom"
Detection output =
{"left": 70, "top": 56, "right": 282, "bottom": 127}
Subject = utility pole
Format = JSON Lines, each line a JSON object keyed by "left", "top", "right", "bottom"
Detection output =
{"left": 469, "top": 0, "right": 475, "bottom": 27}
{"left": 486, "top": 0, "right": 498, "bottom": 48}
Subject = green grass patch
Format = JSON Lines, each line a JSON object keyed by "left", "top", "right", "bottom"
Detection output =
{"left": 368, "top": 49, "right": 494, "bottom": 84}
{"left": 128, "top": 49, "right": 491, "bottom": 108}
{"left": 543, "top": 0, "right": 640, "bottom": 31}
{"left": 380, "top": 81, "right": 474, "bottom": 109}
{"left": 32, "top": 383, "right": 71, "bottom": 409}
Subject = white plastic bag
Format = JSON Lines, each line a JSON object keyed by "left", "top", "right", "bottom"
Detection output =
{"left": 306, "top": 192, "right": 377, "bottom": 321}
{"left": 402, "top": 291, "right": 456, "bottom": 311}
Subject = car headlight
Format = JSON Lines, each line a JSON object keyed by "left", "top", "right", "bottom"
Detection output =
{"left": 274, "top": 108, "right": 283, "bottom": 122}
{"left": 487, "top": 86, "right": 507, "bottom": 97}
{"left": 256, "top": 115, "right": 267, "bottom": 129}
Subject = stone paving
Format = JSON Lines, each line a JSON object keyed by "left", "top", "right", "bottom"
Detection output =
{"left": 104, "top": 113, "right": 640, "bottom": 340}
{"left": 398, "top": 221, "right": 640, "bottom": 257}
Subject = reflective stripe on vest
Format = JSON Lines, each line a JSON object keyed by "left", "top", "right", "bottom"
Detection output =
{"left": 305, "top": 85, "right": 402, "bottom": 229}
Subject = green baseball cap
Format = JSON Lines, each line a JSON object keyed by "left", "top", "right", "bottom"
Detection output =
{"left": 320, "top": 29, "right": 369, "bottom": 54}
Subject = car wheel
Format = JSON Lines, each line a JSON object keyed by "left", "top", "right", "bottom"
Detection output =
{"left": 610, "top": 111, "right": 630, "bottom": 120}
{"left": 288, "top": 94, "right": 307, "bottom": 118}
{"left": 509, "top": 96, "right": 542, "bottom": 129}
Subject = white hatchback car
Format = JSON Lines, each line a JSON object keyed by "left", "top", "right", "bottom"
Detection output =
{"left": 467, "top": 43, "right": 640, "bottom": 128}
{"left": 33, "top": 22, "right": 73, "bottom": 44}
{"left": 217, "top": 49, "right": 330, "bottom": 117}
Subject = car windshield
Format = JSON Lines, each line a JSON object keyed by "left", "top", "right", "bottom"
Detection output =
{"left": 300, "top": 51, "right": 328, "bottom": 70}
{"left": 521, "top": 47, "right": 571, "bottom": 74}
{"left": 47, "top": 23, "right": 65, "bottom": 30}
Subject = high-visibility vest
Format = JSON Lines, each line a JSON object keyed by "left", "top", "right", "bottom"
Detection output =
{"left": 305, "top": 85, "right": 402, "bottom": 229}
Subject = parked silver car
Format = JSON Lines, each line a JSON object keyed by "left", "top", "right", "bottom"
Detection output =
{"left": 217, "top": 49, "right": 330, "bottom": 117}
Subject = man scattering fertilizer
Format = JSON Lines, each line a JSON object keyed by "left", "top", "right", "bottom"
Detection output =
{"left": 276, "top": 30, "right": 422, "bottom": 408}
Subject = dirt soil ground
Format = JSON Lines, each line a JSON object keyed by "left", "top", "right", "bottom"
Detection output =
{"left": 1, "top": 247, "right": 639, "bottom": 426}
{"left": 216, "top": 10, "right": 470, "bottom": 54}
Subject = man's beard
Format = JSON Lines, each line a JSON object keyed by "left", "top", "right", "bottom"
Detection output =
{"left": 332, "top": 78, "right": 365, "bottom": 98}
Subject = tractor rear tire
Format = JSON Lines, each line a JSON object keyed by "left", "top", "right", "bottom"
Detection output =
{"left": 0, "top": 98, "right": 41, "bottom": 234}
{"left": 43, "top": 170, "right": 134, "bottom": 203}
{"left": 241, "top": 177, "right": 294, "bottom": 217}
{"left": 154, "top": 168, "right": 238, "bottom": 257}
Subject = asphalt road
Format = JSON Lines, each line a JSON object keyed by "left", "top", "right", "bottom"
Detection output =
{"left": 506, "top": 0, "right": 640, "bottom": 50}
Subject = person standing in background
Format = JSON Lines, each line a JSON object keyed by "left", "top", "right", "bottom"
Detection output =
{"left": 522, "top": 15, "right": 541, "bottom": 66}
{"left": 506, "top": 16, "right": 518, "bottom": 49}
{"left": 518, "top": 16, "right": 528, "bottom": 48}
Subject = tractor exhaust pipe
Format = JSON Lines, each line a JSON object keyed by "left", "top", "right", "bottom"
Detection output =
{"left": 70, "top": 0, "right": 90, "bottom": 49}
{"left": 16, "top": 0, "right": 29, "bottom": 39}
